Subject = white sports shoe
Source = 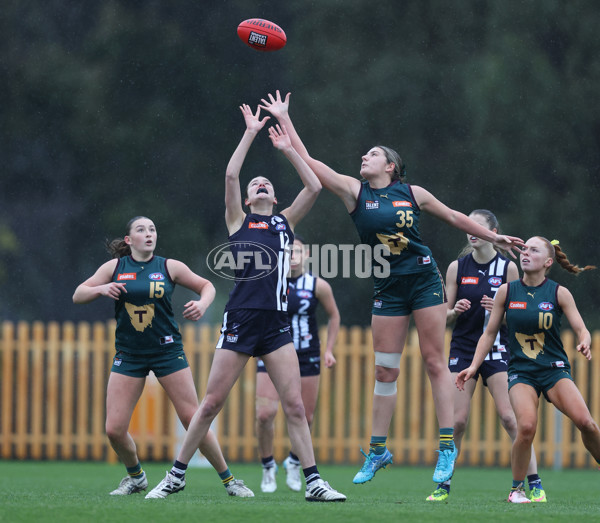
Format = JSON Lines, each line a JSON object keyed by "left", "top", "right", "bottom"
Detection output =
{"left": 261, "top": 465, "right": 278, "bottom": 493}
{"left": 508, "top": 487, "right": 532, "bottom": 503}
{"left": 283, "top": 456, "right": 302, "bottom": 492}
{"left": 109, "top": 474, "right": 148, "bottom": 495}
{"left": 145, "top": 472, "right": 185, "bottom": 499}
{"left": 225, "top": 479, "right": 255, "bottom": 497}
{"left": 305, "top": 478, "right": 346, "bottom": 502}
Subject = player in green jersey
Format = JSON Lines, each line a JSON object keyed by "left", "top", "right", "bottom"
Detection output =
{"left": 260, "top": 90, "right": 524, "bottom": 490}
{"left": 457, "top": 236, "right": 599, "bottom": 503}
{"left": 73, "top": 216, "right": 253, "bottom": 498}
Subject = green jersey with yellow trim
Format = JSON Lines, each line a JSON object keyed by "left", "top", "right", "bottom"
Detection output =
{"left": 112, "top": 255, "right": 182, "bottom": 354}
{"left": 350, "top": 181, "right": 436, "bottom": 276}
{"left": 504, "top": 278, "right": 569, "bottom": 373}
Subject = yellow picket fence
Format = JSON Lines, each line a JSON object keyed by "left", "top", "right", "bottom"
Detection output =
{"left": 1, "top": 320, "right": 600, "bottom": 468}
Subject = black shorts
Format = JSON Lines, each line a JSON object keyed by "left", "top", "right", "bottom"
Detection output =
{"left": 448, "top": 346, "right": 510, "bottom": 386}
{"left": 216, "top": 308, "right": 292, "bottom": 357}
{"left": 257, "top": 349, "right": 321, "bottom": 377}
{"left": 111, "top": 348, "right": 189, "bottom": 378}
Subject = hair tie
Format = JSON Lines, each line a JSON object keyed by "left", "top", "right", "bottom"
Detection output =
{"left": 550, "top": 239, "right": 560, "bottom": 246}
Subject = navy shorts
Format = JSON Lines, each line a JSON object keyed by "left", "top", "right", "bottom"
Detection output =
{"left": 216, "top": 308, "right": 292, "bottom": 357}
{"left": 448, "top": 346, "right": 510, "bottom": 386}
{"left": 257, "top": 349, "right": 321, "bottom": 377}
{"left": 111, "top": 347, "right": 189, "bottom": 378}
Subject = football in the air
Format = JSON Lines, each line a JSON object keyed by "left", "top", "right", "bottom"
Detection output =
{"left": 237, "top": 19, "right": 286, "bottom": 52}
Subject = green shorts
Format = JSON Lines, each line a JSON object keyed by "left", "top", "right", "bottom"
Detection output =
{"left": 371, "top": 267, "right": 446, "bottom": 316}
{"left": 111, "top": 348, "right": 189, "bottom": 378}
{"left": 507, "top": 366, "right": 573, "bottom": 400}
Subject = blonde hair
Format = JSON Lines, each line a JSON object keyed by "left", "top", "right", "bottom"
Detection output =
{"left": 536, "top": 237, "right": 596, "bottom": 275}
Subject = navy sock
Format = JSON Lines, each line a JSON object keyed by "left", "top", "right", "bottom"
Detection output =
{"left": 303, "top": 465, "right": 320, "bottom": 485}
{"left": 170, "top": 460, "right": 188, "bottom": 479}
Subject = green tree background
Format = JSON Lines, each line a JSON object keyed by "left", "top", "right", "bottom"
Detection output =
{"left": 1, "top": 0, "right": 598, "bottom": 328}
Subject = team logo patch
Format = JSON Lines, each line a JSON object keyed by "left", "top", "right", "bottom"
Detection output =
{"left": 461, "top": 276, "right": 478, "bottom": 284}
{"left": 149, "top": 272, "right": 165, "bottom": 281}
{"left": 552, "top": 361, "right": 565, "bottom": 368}
{"left": 226, "top": 334, "right": 239, "bottom": 343}
{"left": 365, "top": 200, "right": 380, "bottom": 210}
{"left": 538, "top": 302, "right": 554, "bottom": 311}
{"left": 117, "top": 273, "right": 136, "bottom": 281}
{"left": 249, "top": 222, "right": 269, "bottom": 229}
{"left": 449, "top": 357, "right": 459, "bottom": 366}
{"left": 373, "top": 299, "right": 383, "bottom": 308}
{"left": 113, "top": 357, "right": 122, "bottom": 367}
{"left": 275, "top": 223, "right": 286, "bottom": 230}
{"left": 417, "top": 256, "right": 431, "bottom": 265}
{"left": 297, "top": 290, "right": 313, "bottom": 298}
{"left": 160, "top": 335, "right": 174, "bottom": 345}
{"left": 488, "top": 276, "right": 502, "bottom": 286}
{"left": 509, "top": 301, "right": 527, "bottom": 309}
{"left": 508, "top": 374, "right": 518, "bottom": 382}
{"left": 392, "top": 200, "right": 412, "bottom": 207}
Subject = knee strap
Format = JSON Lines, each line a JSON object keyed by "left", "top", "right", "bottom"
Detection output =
{"left": 375, "top": 351, "right": 401, "bottom": 369}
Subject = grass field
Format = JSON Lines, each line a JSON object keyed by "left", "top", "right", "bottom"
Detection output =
{"left": 1, "top": 461, "right": 599, "bottom": 523}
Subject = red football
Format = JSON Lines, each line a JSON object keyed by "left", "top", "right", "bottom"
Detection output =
{"left": 237, "top": 19, "right": 287, "bottom": 52}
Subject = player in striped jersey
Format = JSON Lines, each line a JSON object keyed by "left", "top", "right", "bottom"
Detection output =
{"left": 146, "top": 104, "right": 345, "bottom": 502}
{"left": 428, "top": 210, "right": 544, "bottom": 502}
{"left": 73, "top": 216, "right": 252, "bottom": 498}
{"left": 256, "top": 235, "right": 340, "bottom": 493}
{"left": 457, "top": 237, "right": 599, "bottom": 503}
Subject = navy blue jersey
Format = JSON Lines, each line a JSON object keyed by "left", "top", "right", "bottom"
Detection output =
{"left": 225, "top": 213, "right": 293, "bottom": 312}
{"left": 450, "top": 253, "right": 510, "bottom": 360}
{"left": 288, "top": 272, "right": 321, "bottom": 354}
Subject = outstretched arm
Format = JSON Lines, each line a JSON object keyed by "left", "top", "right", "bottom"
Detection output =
{"left": 72, "top": 259, "right": 124, "bottom": 304}
{"left": 268, "top": 124, "right": 321, "bottom": 229}
{"left": 260, "top": 90, "right": 361, "bottom": 212}
{"left": 412, "top": 185, "right": 524, "bottom": 258}
{"left": 225, "top": 104, "right": 270, "bottom": 234}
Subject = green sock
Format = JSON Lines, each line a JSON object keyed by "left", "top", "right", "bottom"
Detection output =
{"left": 219, "top": 468, "right": 234, "bottom": 486}
{"left": 439, "top": 428, "right": 454, "bottom": 451}
{"left": 369, "top": 436, "right": 387, "bottom": 455}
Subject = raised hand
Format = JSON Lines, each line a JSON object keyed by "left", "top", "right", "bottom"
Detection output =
{"left": 240, "top": 104, "right": 270, "bottom": 134}
{"left": 260, "top": 90, "right": 291, "bottom": 119}
{"left": 494, "top": 235, "right": 525, "bottom": 259}
{"left": 268, "top": 123, "right": 292, "bottom": 151}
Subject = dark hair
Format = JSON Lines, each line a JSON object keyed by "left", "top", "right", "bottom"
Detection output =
{"left": 457, "top": 209, "right": 503, "bottom": 258}
{"left": 375, "top": 145, "right": 406, "bottom": 183}
{"left": 536, "top": 237, "right": 596, "bottom": 275}
{"left": 105, "top": 216, "right": 150, "bottom": 258}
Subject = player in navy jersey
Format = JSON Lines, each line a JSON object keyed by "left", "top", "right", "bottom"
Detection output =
{"left": 457, "top": 237, "right": 599, "bottom": 503}
{"left": 428, "top": 210, "right": 544, "bottom": 502}
{"left": 260, "top": 90, "right": 523, "bottom": 491}
{"left": 73, "top": 216, "right": 253, "bottom": 498}
{"left": 256, "top": 235, "right": 340, "bottom": 493}
{"left": 146, "top": 105, "right": 346, "bottom": 502}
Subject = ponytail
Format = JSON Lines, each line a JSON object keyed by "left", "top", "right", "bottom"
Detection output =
{"left": 539, "top": 238, "right": 596, "bottom": 275}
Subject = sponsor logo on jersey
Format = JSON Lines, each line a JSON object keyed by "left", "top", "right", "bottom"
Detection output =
{"left": 117, "top": 273, "right": 136, "bottom": 281}
{"left": 449, "top": 357, "right": 459, "bottom": 366}
{"left": 365, "top": 200, "right": 380, "bottom": 210}
{"left": 551, "top": 361, "right": 565, "bottom": 368}
{"left": 417, "top": 256, "right": 431, "bottom": 265}
{"left": 226, "top": 334, "right": 239, "bottom": 343}
{"left": 160, "top": 335, "right": 174, "bottom": 345}
{"left": 373, "top": 299, "right": 383, "bottom": 308}
{"left": 538, "top": 302, "right": 554, "bottom": 311}
{"left": 149, "top": 272, "right": 165, "bottom": 281}
{"left": 392, "top": 200, "right": 413, "bottom": 207}
{"left": 509, "top": 301, "right": 527, "bottom": 309}
{"left": 113, "top": 357, "right": 122, "bottom": 366}
{"left": 275, "top": 223, "right": 287, "bottom": 230}
{"left": 461, "top": 276, "right": 479, "bottom": 284}
{"left": 297, "top": 290, "right": 313, "bottom": 299}
{"left": 488, "top": 276, "right": 502, "bottom": 286}
{"left": 249, "top": 222, "right": 269, "bottom": 229}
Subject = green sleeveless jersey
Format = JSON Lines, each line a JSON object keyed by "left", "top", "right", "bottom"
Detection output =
{"left": 112, "top": 255, "right": 182, "bottom": 354}
{"left": 504, "top": 278, "right": 569, "bottom": 374}
{"left": 350, "top": 181, "right": 436, "bottom": 276}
